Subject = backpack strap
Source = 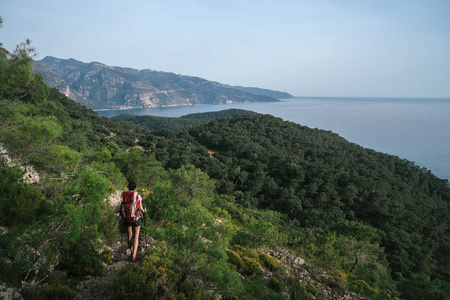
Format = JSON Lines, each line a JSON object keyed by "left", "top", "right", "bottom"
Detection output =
{"left": 134, "top": 191, "right": 142, "bottom": 211}
{"left": 119, "top": 191, "right": 126, "bottom": 218}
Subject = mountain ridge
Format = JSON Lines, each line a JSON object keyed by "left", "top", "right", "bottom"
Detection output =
{"left": 34, "top": 56, "right": 292, "bottom": 109}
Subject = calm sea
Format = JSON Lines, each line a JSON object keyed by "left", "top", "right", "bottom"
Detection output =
{"left": 97, "top": 97, "right": 450, "bottom": 181}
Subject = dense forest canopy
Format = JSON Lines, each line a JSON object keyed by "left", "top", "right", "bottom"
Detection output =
{"left": 116, "top": 111, "right": 450, "bottom": 282}
{"left": 1, "top": 32, "right": 449, "bottom": 299}
{"left": 110, "top": 109, "right": 256, "bottom": 131}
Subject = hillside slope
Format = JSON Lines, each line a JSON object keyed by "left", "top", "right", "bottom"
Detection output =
{"left": 1, "top": 44, "right": 449, "bottom": 299}
{"left": 122, "top": 111, "right": 450, "bottom": 299}
{"left": 1, "top": 44, "right": 373, "bottom": 300}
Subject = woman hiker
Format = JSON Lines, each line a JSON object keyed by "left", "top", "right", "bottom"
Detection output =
{"left": 122, "top": 181, "right": 147, "bottom": 261}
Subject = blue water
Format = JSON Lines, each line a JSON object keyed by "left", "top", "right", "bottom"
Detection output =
{"left": 97, "top": 97, "right": 450, "bottom": 181}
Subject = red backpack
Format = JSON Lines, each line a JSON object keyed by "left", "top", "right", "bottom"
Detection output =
{"left": 121, "top": 191, "right": 141, "bottom": 222}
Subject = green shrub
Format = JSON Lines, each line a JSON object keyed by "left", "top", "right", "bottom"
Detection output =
{"left": 268, "top": 276, "right": 284, "bottom": 292}
{"left": 242, "top": 247, "right": 259, "bottom": 260}
{"left": 259, "top": 253, "right": 282, "bottom": 272}
{"left": 306, "top": 283, "right": 318, "bottom": 295}
{"left": 229, "top": 245, "right": 263, "bottom": 275}
{"left": 231, "top": 229, "right": 253, "bottom": 246}
{"left": 54, "top": 166, "right": 116, "bottom": 277}
{"left": 0, "top": 167, "right": 46, "bottom": 226}
{"left": 113, "top": 265, "right": 151, "bottom": 299}
{"left": 226, "top": 249, "right": 244, "bottom": 268}
{"left": 397, "top": 274, "right": 449, "bottom": 300}
{"left": 100, "top": 249, "right": 112, "bottom": 264}
{"left": 113, "top": 252, "right": 180, "bottom": 299}
{"left": 230, "top": 244, "right": 246, "bottom": 255}
{"left": 349, "top": 279, "right": 379, "bottom": 298}
{"left": 22, "top": 116, "right": 63, "bottom": 144}
{"left": 64, "top": 246, "right": 107, "bottom": 277}
{"left": 296, "top": 289, "right": 315, "bottom": 300}
{"left": 47, "top": 145, "right": 82, "bottom": 172}
{"left": 242, "top": 256, "right": 262, "bottom": 275}
{"left": 242, "top": 276, "right": 284, "bottom": 299}
{"left": 41, "top": 282, "right": 76, "bottom": 300}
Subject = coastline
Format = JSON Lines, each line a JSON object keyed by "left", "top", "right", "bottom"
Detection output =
{"left": 93, "top": 99, "right": 279, "bottom": 112}
{"left": 93, "top": 103, "right": 195, "bottom": 112}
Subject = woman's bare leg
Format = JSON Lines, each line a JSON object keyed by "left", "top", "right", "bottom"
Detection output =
{"left": 127, "top": 226, "right": 134, "bottom": 254}
{"left": 132, "top": 226, "right": 141, "bottom": 259}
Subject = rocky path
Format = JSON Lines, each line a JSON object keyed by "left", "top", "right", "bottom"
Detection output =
{"left": 75, "top": 242, "right": 129, "bottom": 300}
{"left": 73, "top": 193, "right": 131, "bottom": 299}
{"left": 75, "top": 234, "right": 155, "bottom": 299}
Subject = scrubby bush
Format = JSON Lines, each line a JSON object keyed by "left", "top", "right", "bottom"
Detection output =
{"left": 113, "top": 246, "right": 182, "bottom": 299}
{"left": 49, "top": 166, "right": 117, "bottom": 277}
{"left": 226, "top": 249, "right": 244, "bottom": 269}
{"left": 41, "top": 282, "right": 76, "bottom": 300}
{"left": 397, "top": 274, "right": 449, "bottom": 300}
{"left": 305, "top": 283, "right": 318, "bottom": 296}
{"left": 260, "top": 253, "right": 282, "bottom": 272}
{"left": 0, "top": 167, "right": 46, "bottom": 226}
{"left": 242, "top": 276, "right": 284, "bottom": 299}
{"left": 268, "top": 276, "right": 284, "bottom": 292}
{"left": 242, "top": 256, "right": 262, "bottom": 275}
{"left": 349, "top": 279, "right": 382, "bottom": 299}
{"left": 47, "top": 145, "right": 82, "bottom": 172}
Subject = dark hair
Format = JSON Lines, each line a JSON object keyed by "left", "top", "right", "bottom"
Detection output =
{"left": 128, "top": 181, "right": 137, "bottom": 190}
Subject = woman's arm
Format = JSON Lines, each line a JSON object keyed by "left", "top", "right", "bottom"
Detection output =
{"left": 138, "top": 194, "right": 147, "bottom": 212}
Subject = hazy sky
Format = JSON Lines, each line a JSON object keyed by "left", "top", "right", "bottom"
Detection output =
{"left": 2, "top": 0, "right": 449, "bottom": 97}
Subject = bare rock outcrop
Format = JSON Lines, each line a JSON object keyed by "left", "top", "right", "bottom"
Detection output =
{"left": 266, "top": 248, "right": 369, "bottom": 300}
{"left": 0, "top": 281, "right": 23, "bottom": 300}
{"left": 0, "top": 145, "right": 40, "bottom": 185}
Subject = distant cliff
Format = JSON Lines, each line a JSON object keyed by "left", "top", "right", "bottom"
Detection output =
{"left": 34, "top": 56, "right": 289, "bottom": 109}
{"left": 222, "top": 85, "right": 294, "bottom": 99}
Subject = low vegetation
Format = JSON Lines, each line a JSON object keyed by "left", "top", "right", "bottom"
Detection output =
{"left": 1, "top": 31, "right": 449, "bottom": 299}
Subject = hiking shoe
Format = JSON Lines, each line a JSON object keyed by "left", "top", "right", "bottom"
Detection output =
{"left": 131, "top": 255, "right": 138, "bottom": 262}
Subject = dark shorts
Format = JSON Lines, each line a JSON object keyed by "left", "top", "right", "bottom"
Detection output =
{"left": 125, "top": 218, "right": 142, "bottom": 227}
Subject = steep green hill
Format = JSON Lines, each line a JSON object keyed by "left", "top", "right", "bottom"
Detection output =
{"left": 122, "top": 110, "right": 450, "bottom": 298}
{"left": 111, "top": 109, "right": 256, "bottom": 131}
{"left": 0, "top": 43, "right": 365, "bottom": 299}
{"left": 1, "top": 41, "right": 449, "bottom": 299}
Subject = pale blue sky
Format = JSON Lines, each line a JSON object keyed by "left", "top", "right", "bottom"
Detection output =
{"left": 2, "top": 0, "right": 449, "bottom": 97}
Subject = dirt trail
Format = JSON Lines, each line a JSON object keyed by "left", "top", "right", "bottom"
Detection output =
{"left": 75, "top": 242, "right": 129, "bottom": 299}
{"left": 75, "top": 192, "right": 155, "bottom": 299}
{"left": 75, "top": 235, "right": 155, "bottom": 300}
